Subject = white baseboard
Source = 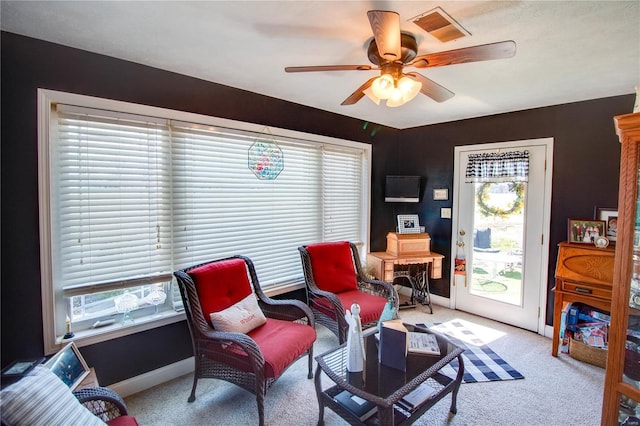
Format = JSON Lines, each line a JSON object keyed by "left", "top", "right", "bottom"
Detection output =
{"left": 109, "top": 356, "right": 194, "bottom": 398}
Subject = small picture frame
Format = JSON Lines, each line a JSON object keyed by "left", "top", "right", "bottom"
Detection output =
{"left": 1, "top": 357, "right": 45, "bottom": 379}
{"left": 595, "top": 207, "right": 618, "bottom": 242}
{"left": 397, "top": 214, "right": 421, "bottom": 234}
{"left": 568, "top": 218, "right": 606, "bottom": 244}
{"left": 44, "top": 342, "right": 90, "bottom": 390}
{"left": 433, "top": 188, "right": 448, "bottom": 201}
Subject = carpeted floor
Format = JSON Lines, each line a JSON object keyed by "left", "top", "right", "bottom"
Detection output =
{"left": 124, "top": 304, "right": 604, "bottom": 425}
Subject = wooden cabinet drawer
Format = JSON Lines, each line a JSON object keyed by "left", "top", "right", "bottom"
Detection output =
{"left": 561, "top": 280, "right": 611, "bottom": 299}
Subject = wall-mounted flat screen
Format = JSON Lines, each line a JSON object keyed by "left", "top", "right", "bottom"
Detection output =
{"left": 385, "top": 176, "right": 421, "bottom": 203}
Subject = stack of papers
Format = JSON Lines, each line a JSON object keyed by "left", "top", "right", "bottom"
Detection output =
{"left": 408, "top": 332, "right": 440, "bottom": 355}
{"left": 397, "top": 382, "right": 437, "bottom": 412}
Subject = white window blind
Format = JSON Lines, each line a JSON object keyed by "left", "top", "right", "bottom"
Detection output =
{"left": 321, "top": 146, "right": 365, "bottom": 243}
{"left": 171, "top": 122, "right": 322, "bottom": 287}
{"left": 53, "top": 106, "right": 173, "bottom": 294}
{"left": 43, "top": 92, "right": 369, "bottom": 346}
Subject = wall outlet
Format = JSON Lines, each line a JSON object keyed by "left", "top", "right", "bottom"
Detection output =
{"left": 441, "top": 208, "right": 452, "bottom": 219}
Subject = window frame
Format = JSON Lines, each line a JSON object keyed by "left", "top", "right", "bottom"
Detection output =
{"left": 38, "top": 89, "right": 371, "bottom": 354}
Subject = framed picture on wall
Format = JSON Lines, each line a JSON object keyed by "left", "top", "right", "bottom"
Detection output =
{"left": 433, "top": 188, "right": 448, "bottom": 201}
{"left": 567, "top": 218, "right": 606, "bottom": 244}
{"left": 595, "top": 207, "right": 618, "bottom": 242}
{"left": 397, "top": 215, "right": 421, "bottom": 234}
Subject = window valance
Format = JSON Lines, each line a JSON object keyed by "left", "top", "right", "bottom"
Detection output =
{"left": 465, "top": 150, "right": 529, "bottom": 183}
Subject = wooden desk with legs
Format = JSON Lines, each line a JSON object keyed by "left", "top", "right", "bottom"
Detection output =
{"left": 367, "top": 251, "right": 444, "bottom": 282}
{"left": 367, "top": 251, "right": 444, "bottom": 312}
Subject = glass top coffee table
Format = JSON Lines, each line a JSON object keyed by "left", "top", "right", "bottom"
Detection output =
{"left": 314, "top": 323, "right": 465, "bottom": 425}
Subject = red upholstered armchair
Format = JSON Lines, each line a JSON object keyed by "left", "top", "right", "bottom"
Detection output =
{"left": 173, "top": 255, "right": 316, "bottom": 426}
{"left": 298, "top": 241, "right": 399, "bottom": 344}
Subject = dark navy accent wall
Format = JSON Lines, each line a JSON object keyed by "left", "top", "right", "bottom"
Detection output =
{"left": 2, "top": 30, "right": 635, "bottom": 385}
{"left": 0, "top": 32, "right": 396, "bottom": 385}
{"left": 384, "top": 97, "right": 633, "bottom": 316}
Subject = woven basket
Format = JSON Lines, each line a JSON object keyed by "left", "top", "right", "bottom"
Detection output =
{"left": 569, "top": 337, "right": 607, "bottom": 368}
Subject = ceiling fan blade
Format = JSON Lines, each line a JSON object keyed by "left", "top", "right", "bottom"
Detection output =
{"left": 367, "top": 10, "right": 401, "bottom": 61}
{"left": 406, "top": 72, "right": 455, "bottom": 103}
{"left": 341, "top": 77, "right": 376, "bottom": 106}
{"left": 285, "top": 65, "right": 373, "bottom": 72}
{"left": 409, "top": 40, "right": 516, "bottom": 68}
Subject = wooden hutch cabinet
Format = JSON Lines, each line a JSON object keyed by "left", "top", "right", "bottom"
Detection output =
{"left": 602, "top": 111, "right": 640, "bottom": 425}
{"left": 552, "top": 242, "right": 615, "bottom": 357}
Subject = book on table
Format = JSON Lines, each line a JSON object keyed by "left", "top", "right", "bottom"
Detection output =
{"left": 397, "top": 382, "right": 437, "bottom": 412}
{"left": 408, "top": 332, "right": 440, "bottom": 355}
{"left": 334, "top": 389, "right": 377, "bottom": 421}
{"left": 378, "top": 320, "right": 408, "bottom": 371}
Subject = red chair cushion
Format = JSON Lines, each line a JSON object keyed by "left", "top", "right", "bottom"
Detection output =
{"left": 188, "top": 258, "right": 253, "bottom": 324}
{"left": 224, "top": 318, "right": 316, "bottom": 378}
{"left": 306, "top": 242, "right": 358, "bottom": 293}
{"left": 107, "top": 416, "right": 139, "bottom": 426}
{"left": 315, "top": 290, "right": 388, "bottom": 325}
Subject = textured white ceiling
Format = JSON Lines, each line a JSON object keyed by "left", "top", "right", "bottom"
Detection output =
{"left": 2, "top": 1, "right": 639, "bottom": 129}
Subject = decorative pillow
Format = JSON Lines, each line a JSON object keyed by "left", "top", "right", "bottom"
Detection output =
{"left": 209, "top": 293, "right": 267, "bottom": 334}
{"left": 306, "top": 242, "right": 358, "bottom": 293}
{"left": 189, "top": 258, "right": 253, "bottom": 318}
{"left": 0, "top": 365, "right": 105, "bottom": 426}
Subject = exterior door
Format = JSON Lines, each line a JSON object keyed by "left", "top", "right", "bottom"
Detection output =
{"left": 451, "top": 139, "right": 552, "bottom": 332}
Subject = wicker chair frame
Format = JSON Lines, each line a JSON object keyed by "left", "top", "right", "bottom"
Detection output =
{"left": 73, "top": 386, "right": 131, "bottom": 422}
{"left": 298, "top": 242, "right": 399, "bottom": 344}
{"left": 174, "top": 255, "right": 315, "bottom": 426}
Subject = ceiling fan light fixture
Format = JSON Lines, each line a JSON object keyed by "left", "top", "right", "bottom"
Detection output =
{"left": 398, "top": 76, "right": 422, "bottom": 102}
{"left": 386, "top": 89, "right": 405, "bottom": 107}
{"left": 371, "top": 74, "right": 395, "bottom": 99}
{"left": 363, "top": 87, "right": 381, "bottom": 105}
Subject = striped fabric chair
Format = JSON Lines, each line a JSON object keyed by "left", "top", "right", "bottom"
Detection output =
{"left": 0, "top": 366, "right": 138, "bottom": 426}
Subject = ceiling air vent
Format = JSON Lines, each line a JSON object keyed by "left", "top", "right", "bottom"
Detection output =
{"left": 410, "top": 7, "right": 470, "bottom": 43}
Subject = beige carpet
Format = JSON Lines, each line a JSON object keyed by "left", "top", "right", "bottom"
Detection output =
{"left": 124, "top": 305, "right": 604, "bottom": 425}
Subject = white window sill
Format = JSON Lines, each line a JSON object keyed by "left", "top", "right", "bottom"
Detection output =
{"left": 54, "top": 310, "right": 186, "bottom": 352}
{"left": 53, "top": 282, "right": 304, "bottom": 352}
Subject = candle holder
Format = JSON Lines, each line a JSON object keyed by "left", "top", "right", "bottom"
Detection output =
{"left": 63, "top": 315, "right": 74, "bottom": 339}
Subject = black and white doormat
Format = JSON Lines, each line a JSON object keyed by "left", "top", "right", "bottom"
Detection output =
{"left": 415, "top": 319, "right": 524, "bottom": 383}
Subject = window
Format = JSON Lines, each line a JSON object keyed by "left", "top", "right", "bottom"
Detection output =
{"left": 39, "top": 90, "right": 371, "bottom": 353}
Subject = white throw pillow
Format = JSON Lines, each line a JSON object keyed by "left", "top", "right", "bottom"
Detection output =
{"left": 209, "top": 293, "right": 267, "bottom": 334}
{"left": 0, "top": 365, "right": 105, "bottom": 426}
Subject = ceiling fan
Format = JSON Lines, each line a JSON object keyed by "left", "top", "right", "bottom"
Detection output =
{"left": 285, "top": 10, "right": 516, "bottom": 107}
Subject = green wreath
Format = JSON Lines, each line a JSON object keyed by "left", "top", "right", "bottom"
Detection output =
{"left": 476, "top": 182, "right": 525, "bottom": 218}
